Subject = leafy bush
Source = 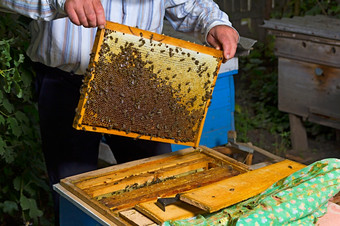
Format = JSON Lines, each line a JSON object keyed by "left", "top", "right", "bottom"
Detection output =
{"left": 0, "top": 14, "right": 52, "bottom": 225}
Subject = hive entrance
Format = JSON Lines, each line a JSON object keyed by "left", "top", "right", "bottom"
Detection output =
{"left": 74, "top": 22, "right": 223, "bottom": 147}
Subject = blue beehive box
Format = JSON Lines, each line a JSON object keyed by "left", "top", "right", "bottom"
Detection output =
{"left": 172, "top": 58, "right": 238, "bottom": 151}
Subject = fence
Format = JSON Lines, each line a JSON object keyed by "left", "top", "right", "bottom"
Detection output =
{"left": 215, "top": 0, "right": 285, "bottom": 40}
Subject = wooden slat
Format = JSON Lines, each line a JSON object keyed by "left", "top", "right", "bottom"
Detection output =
{"left": 136, "top": 200, "right": 205, "bottom": 224}
{"left": 119, "top": 209, "right": 157, "bottom": 226}
{"left": 263, "top": 16, "right": 340, "bottom": 40}
{"left": 274, "top": 37, "right": 340, "bottom": 68}
{"left": 59, "top": 147, "right": 251, "bottom": 224}
{"left": 74, "top": 151, "right": 207, "bottom": 190}
{"left": 84, "top": 157, "right": 215, "bottom": 198}
{"left": 278, "top": 58, "right": 340, "bottom": 130}
{"left": 179, "top": 160, "right": 305, "bottom": 213}
{"left": 200, "top": 146, "right": 250, "bottom": 173}
{"left": 100, "top": 166, "right": 239, "bottom": 211}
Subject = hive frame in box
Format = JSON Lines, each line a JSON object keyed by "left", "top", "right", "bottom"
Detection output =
{"left": 59, "top": 146, "right": 250, "bottom": 225}
{"left": 57, "top": 146, "right": 305, "bottom": 225}
{"left": 73, "top": 22, "right": 223, "bottom": 147}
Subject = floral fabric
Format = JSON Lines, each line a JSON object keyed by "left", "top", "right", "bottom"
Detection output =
{"left": 164, "top": 158, "right": 340, "bottom": 226}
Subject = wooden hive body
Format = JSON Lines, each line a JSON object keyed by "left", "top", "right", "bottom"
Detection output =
{"left": 59, "top": 146, "right": 305, "bottom": 225}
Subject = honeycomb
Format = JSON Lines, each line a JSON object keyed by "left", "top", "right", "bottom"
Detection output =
{"left": 74, "top": 22, "right": 223, "bottom": 147}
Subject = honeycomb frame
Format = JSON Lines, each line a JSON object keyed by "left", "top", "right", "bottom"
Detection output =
{"left": 73, "top": 22, "right": 223, "bottom": 147}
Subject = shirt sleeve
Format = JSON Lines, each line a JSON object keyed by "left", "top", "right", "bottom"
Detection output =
{"left": 164, "top": 0, "right": 237, "bottom": 43}
{"left": 0, "top": 0, "right": 67, "bottom": 21}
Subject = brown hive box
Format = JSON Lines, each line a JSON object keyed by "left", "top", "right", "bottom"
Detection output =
{"left": 58, "top": 146, "right": 305, "bottom": 225}
{"left": 73, "top": 21, "right": 224, "bottom": 147}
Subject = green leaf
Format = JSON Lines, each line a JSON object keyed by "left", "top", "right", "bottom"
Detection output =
{"left": 20, "top": 194, "right": 30, "bottom": 210}
{"left": 24, "top": 184, "right": 36, "bottom": 197}
{"left": 15, "top": 111, "right": 28, "bottom": 124}
{"left": 13, "top": 176, "right": 21, "bottom": 191}
{"left": 20, "top": 195, "right": 43, "bottom": 219}
{"left": 0, "top": 90, "right": 3, "bottom": 102}
{"left": 21, "top": 69, "right": 33, "bottom": 88}
{"left": 0, "top": 200, "right": 18, "bottom": 214}
{"left": 7, "top": 117, "right": 22, "bottom": 137}
{"left": 14, "top": 80, "right": 23, "bottom": 98}
{"left": 0, "top": 136, "right": 5, "bottom": 155}
{"left": 0, "top": 115, "right": 5, "bottom": 125}
{"left": 29, "top": 203, "right": 43, "bottom": 219}
{"left": 14, "top": 53, "right": 25, "bottom": 67}
{"left": 2, "top": 98, "right": 14, "bottom": 113}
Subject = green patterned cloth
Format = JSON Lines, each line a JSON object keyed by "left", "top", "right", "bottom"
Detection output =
{"left": 164, "top": 158, "right": 340, "bottom": 226}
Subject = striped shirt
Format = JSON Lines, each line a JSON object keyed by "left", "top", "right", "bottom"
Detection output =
{"left": 1, "top": 0, "right": 234, "bottom": 75}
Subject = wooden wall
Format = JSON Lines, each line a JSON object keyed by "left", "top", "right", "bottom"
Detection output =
{"left": 215, "top": 0, "right": 283, "bottom": 40}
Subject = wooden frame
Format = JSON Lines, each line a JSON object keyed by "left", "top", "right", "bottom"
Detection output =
{"left": 73, "top": 22, "right": 223, "bottom": 147}
{"left": 59, "top": 146, "right": 305, "bottom": 225}
{"left": 60, "top": 146, "right": 248, "bottom": 224}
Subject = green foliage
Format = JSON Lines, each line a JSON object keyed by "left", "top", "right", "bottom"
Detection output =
{"left": 235, "top": 39, "right": 291, "bottom": 149}
{"left": 0, "top": 14, "right": 52, "bottom": 225}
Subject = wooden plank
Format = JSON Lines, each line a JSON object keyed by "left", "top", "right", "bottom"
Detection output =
{"left": 267, "top": 30, "right": 340, "bottom": 46}
{"left": 179, "top": 160, "right": 305, "bottom": 213}
{"left": 289, "top": 114, "right": 308, "bottom": 151}
{"left": 263, "top": 15, "right": 340, "bottom": 40}
{"left": 100, "top": 166, "right": 239, "bottom": 211}
{"left": 74, "top": 151, "right": 207, "bottom": 190}
{"left": 239, "top": 142, "right": 285, "bottom": 162}
{"left": 59, "top": 147, "right": 250, "bottom": 224}
{"left": 136, "top": 200, "right": 205, "bottom": 224}
{"left": 200, "top": 146, "right": 250, "bottom": 173}
{"left": 278, "top": 58, "right": 340, "bottom": 130}
{"left": 119, "top": 209, "right": 157, "bottom": 226}
{"left": 274, "top": 37, "right": 340, "bottom": 68}
{"left": 84, "top": 157, "right": 215, "bottom": 198}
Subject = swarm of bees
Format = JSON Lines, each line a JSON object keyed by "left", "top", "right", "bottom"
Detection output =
{"left": 74, "top": 23, "right": 222, "bottom": 146}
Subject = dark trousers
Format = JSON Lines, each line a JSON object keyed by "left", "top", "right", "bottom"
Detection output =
{"left": 35, "top": 63, "right": 171, "bottom": 225}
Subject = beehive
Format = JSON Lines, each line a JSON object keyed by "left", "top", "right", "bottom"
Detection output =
{"left": 57, "top": 147, "right": 305, "bottom": 225}
{"left": 73, "top": 22, "right": 223, "bottom": 147}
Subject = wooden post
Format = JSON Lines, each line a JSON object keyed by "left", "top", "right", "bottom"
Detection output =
{"left": 265, "top": 0, "right": 272, "bottom": 20}
{"left": 289, "top": 114, "right": 308, "bottom": 151}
